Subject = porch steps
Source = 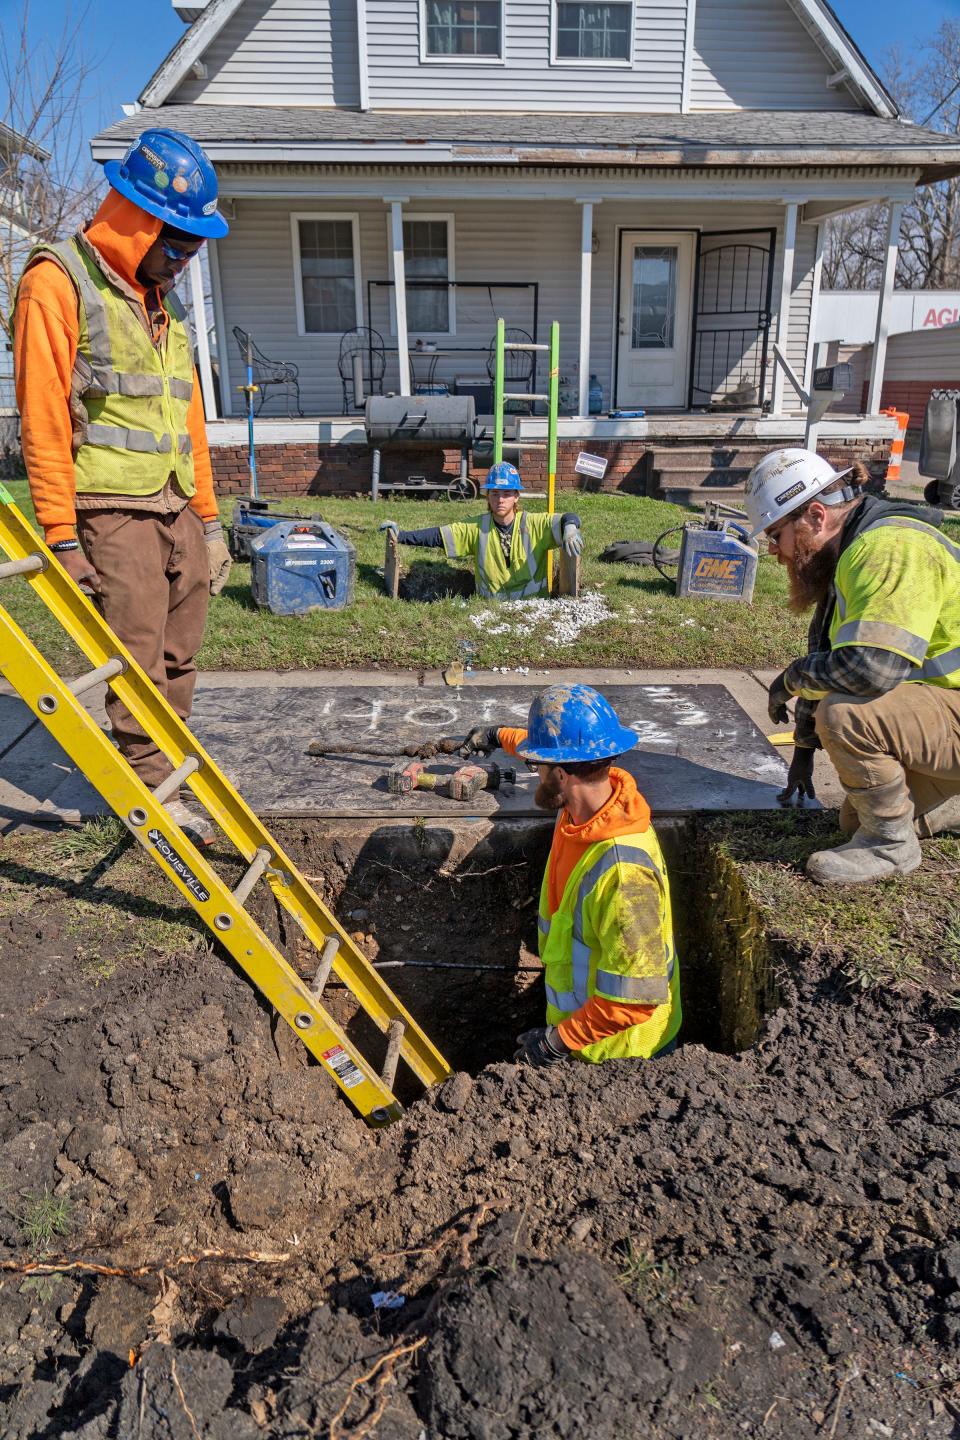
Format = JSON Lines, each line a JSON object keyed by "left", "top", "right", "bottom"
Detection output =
{"left": 648, "top": 443, "right": 769, "bottom": 507}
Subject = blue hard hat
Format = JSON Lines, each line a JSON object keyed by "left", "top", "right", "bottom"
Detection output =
{"left": 103, "top": 129, "right": 229, "bottom": 240}
{"left": 481, "top": 462, "right": 526, "bottom": 493}
{"left": 516, "top": 684, "right": 638, "bottom": 764}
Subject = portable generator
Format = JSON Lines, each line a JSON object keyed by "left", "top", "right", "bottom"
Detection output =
{"left": 250, "top": 520, "right": 356, "bottom": 616}
{"left": 652, "top": 502, "right": 759, "bottom": 603}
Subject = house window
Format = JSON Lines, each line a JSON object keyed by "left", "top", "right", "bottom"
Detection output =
{"left": 424, "top": 1, "right": 502, "bottom": 59}
{"left": 292, "top": 215, "right": 361, "bottom": 334}
{"left": 404, "top": 218, "right": 453, "bottom": 334}
{"left": 555, "top": 2, "right": 632, "bottom": 61}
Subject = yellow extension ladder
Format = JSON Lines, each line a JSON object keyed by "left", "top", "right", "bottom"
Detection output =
{"left": 0, "top": 486, "right": 452, "bottom": 1125}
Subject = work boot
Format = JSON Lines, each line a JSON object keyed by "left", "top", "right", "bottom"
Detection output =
{"left": 916, "top": 793, "right": 960, "bottom": 840}
{"left": 165, "top": 799, "right": 216, "bottom": 847}
{"left": 807, "top": 779, "right": 921, "bottom": 886}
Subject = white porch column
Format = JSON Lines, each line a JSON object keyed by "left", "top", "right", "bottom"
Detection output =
{"left": 866, "top": 200, "right": 904, "bottom": 415}
{"left": 387, "top": 198, "right": 411, "bottom": 397}
{"left": 802, "top": 222, "right": 824, "bottom": 393}
{"left": 576, "top": 199, "right": 599, "bottom": 419}
{"left": 770, "top": 202, "right": 797, "bottom": 417}
{"left": 188, "top": 252, "right": 217, "bottom": 418}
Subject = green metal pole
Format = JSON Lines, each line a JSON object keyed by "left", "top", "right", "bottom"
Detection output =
{"left": 546, "top": 320, "right": 559, "bottom": 593}
{"left": 494, "top": 316, "right": 505, "bottom": 465}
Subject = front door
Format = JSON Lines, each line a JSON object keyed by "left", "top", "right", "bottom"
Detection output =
{"left": 616, "top": 231, "right": 696, "bottom": 409}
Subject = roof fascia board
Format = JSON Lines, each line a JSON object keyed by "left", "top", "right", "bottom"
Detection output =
{"left": 785, "top": 0, "right": 896, "bottom": 118}
{"left": 139, "top": 0, "right": 247, "bottom": 106}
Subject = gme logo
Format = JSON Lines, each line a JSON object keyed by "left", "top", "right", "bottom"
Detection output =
{"left": 694, "top": 557, "right": 743, "bottom": 580}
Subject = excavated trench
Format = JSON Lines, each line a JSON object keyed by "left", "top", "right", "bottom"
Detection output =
{"left": 3, "top": 810, "right": 957, "bottom": 1439}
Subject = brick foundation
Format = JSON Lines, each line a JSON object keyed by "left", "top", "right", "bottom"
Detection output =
{"left": 210, "top": 435, "right": 892, "bottom": 498}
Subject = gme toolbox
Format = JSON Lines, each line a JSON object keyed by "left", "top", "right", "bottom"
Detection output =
{"left": 250, "top": 520, "right": 356, "bottom": 615}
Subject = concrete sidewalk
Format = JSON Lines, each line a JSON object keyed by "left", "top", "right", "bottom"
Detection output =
{"left": 0, "top": 666, "right": 839, "bottom": 832}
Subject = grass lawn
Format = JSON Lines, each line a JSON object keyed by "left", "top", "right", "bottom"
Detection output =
{"left": 2, "top": 476, "right": 957, "bottom": 675}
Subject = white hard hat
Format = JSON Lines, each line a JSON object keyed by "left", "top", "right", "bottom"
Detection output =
{"left": 743, "top": 449, "right": 855, "bottom": 538}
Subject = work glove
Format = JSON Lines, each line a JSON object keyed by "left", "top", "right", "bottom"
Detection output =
{"left": 204, "top": 521, "right": 232, "bottom": 596}
{"left": 778, "top": 747, "right": 817, "bottom": 807}
{"left": 514, "top": 1026, "right": 570, "bottom": 1067}
{"left": 562, "top": 522, "right": 584, "bottom": 558}
{"left": 52, "top": 542, "right": 101, "bottom": 597}
{"left": 379, "top": 520, "right": 400, "bottom": 537}
{"left": 459, "top": 724, "right": 500, "bottom": 757}
{"left": 767, "top": 668, "right": 795, "bottom": 726}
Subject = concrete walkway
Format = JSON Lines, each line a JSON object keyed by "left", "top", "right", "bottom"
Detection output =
{"left": 0, "top": 666, "right": 839, "bottom": 832}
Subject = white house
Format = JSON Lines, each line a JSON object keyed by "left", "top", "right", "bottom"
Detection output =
{"left": 89, "top": 0, "right": 960, "bottom": 499}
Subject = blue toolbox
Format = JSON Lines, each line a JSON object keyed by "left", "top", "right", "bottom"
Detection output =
{"left": 250, "top": 520, "right": 356, "bottom": 615}
{"left": 652, "top": 502, "right": 759, "bottom": 603}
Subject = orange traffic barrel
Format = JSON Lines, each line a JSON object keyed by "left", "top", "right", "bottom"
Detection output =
{"left": 882, "top": 407, "right": 909, "bottom": 481}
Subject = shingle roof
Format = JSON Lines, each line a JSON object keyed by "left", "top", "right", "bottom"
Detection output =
{"left": 91, "top": 106, "right": 960, "bottom": 180}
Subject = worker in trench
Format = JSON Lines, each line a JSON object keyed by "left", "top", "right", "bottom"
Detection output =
{"left": 12, "top": 128, "right": 232, "bottom": 843}
{"left": 379, "top": 461, "right": 583, "bottom": 600}
{"left": 460, "top": 684, "right": 681, "bottom": 1066}
{"left": 744, "top": 447, "right": 960, "bottom": 885}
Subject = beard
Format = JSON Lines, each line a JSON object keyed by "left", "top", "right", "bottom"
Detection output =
{"left": 534, "top": 767, "right": 565, "bottom": 813}
{"left": 785, "top": 528, "right": 841, "bottom": 613}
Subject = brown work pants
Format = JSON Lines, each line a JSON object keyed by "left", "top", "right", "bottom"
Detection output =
{"left": 815, "top": 685, "right": 960, "bottom": 820}
{"left": 78, "top": 507, "right": 209, "bottom": 788}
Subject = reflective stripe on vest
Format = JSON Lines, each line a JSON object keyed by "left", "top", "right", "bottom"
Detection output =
{"left": 544, "top": 842, "right": 671, "bottom": 1012}
{"left": 476, "top": 513, "right": 544, "bottom": 599}
{"left": 20, "top": 238, "right": 195, "bottom": 498}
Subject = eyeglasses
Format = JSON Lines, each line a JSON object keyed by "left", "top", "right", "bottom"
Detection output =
{"left": 159, "top": 237, "right": 202, "bottom": 262}
{"left": 766, "top": 518, "right": 794, "bottom": 551}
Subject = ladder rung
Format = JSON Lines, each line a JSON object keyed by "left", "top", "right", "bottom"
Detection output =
{"left": 504, "top": 342, "right": 548, "bottom": 352}
{"left": 515, "top": 442, "right": 548, "bottom": 450}
{"left": 310, "top": 935, "right": 341, "bottom": 998}
{"left": 504, "top": 392, "right": 547, "bottom": 402}
{"left": 381, "top": 1017, "right": 406, "bottom": 1089}
{"left": 68, "top": 657, "right": 126, "bottom": 697}
{"left": 153, "top": 754, "right": 202, "bottom": 805}
{"left": 232, "top": 846, "right": 272, "bottom": 907}
{"left": 0, "top": 554, "right": 45, "bottom": 580}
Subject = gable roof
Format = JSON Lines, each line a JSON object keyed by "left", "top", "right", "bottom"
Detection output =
{"left": 138, "top": 0, "right": 897, "bottom": 117}
{"left": 91, "top": 107, "right": 960, "bottom": 183}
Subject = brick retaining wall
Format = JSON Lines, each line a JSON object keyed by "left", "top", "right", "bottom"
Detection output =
{"left": 210, "top": 435, "right": 892, "bottom": 497}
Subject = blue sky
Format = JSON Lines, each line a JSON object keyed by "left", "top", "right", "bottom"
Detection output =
{"left": 2, "top": 0, "right": 958, "bottom": 153}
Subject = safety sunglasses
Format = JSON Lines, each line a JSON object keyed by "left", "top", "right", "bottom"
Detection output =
{"left": 159, "top": 237, "right": 203, "bottom": 262}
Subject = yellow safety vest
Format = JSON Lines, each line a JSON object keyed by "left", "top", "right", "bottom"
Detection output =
{"left": 440, "top": 510, "right": 563, "bottom": 599}
{"left": 17, "top": 235, "right": 195, "bottom": 498}
{"left": 537, "top": 828, "right": 681, "bottom": 1062}
{"left": 830, "top": 515, "right": 960, "bottom": 689}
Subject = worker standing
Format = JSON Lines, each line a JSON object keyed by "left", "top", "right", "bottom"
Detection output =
{"left": 462, "top": 684, "right": 681, "bottom": 1065}
{"left": 744, "top": 448, "right": 960, "bottom": 885}
{"left": 379, "top": 461, "right": 582, "bottom": 600}
{"left": 12, "top": 128, "right": 232, "bottom": 842}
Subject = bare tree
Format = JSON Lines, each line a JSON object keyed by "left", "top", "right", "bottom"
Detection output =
{"left": 0, "top": 3, "right": 102, "bottom": 345}
{"left": 824, "top": 19, "right": 960, "bottom": 290}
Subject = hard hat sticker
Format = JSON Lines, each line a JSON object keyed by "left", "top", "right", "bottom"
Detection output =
{"left": 154, "top": 170, "right": 170, "bottom": 189}
{"left": 140, "top": 144, "right": 166, "bottom": 170}
{"left": 774, "top": 480, "right": 806, "bottom": 506}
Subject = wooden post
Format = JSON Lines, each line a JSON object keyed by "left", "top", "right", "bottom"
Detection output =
{"left": 384, "top": 529, "right": 401, "bottom": 599}
{"left": 556, "top": 550, "right": 580, "bottom": 598}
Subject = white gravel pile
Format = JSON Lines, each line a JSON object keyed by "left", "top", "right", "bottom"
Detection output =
{"left": 467, "top": 590, "right": 615, "bottom": 648}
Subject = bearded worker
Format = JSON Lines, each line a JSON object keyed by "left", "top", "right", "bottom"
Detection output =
{"left": 745, "top": 448, "right": 960, "bottom": 885}
{"left": 379, "top": 461, "right": 582, "bottom": 600}
{"left": 462, "top": 684, "right": 681, "bottom": 1065}
{"left": 13, "top": 128, "right": 232, "bottom": 842}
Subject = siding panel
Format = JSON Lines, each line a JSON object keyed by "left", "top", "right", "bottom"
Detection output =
{"left": 691, "top": 0, "right": 860, "bottom": 111}
{"left": 215, "top": 196, "right": 813, "bottom": 418}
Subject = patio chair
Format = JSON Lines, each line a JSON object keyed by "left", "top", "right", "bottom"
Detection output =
{"left": 232, "top": 326, "right": 303, "bottom": 416}
{"left": 486, "top": 326, "right": 536, "bottom": 409}
{"left": 339, "top": 327, "right": 386, "bottom": 413}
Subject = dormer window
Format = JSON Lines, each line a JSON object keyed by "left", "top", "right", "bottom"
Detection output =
{"left": 553, "top": 2, "right": 633, "bottom": 63}
{"left": 422, "top": 1, "right": 503, "bottom": 60}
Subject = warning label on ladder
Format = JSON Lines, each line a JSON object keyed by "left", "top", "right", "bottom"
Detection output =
{"left": 322, "top": 1044, "right": 366, "bottom": 1089}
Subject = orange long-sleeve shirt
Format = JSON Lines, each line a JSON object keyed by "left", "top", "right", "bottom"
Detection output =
{"left": 12, "top": 190, "right": 216, "bottom": 545}
{"left": 499, "top": 728, "right": 658, "bottom": 1051}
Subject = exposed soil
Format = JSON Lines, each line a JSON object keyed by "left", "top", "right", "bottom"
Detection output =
{"left": 0, "top": 813, "right": 958, "bottom": 1438}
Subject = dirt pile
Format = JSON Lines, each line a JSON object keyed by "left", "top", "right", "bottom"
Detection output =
{"left": 0, "top": 816, "right": 958, "bottom": 1437}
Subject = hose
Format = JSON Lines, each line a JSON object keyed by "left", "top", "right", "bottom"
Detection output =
{"left": 652, "top": 525, "right": 685, "bottom": 584}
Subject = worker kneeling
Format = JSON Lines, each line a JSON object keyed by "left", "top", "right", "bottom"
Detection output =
{"left": 463, "top": 684, "right": 681, "bottom": 1065}
{"left": 745, "top": 448, "right": 960, "bottom": 886}
{"left": 379, "top": 462, "right": 582, "bottom": 600}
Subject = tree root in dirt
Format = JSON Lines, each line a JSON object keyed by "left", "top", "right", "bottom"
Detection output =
{"left": 0, "top": 1246, "right": 290, "bottom": 1278}
{"left": 328, "top": 1337, "right": 428, "bottom": 1440}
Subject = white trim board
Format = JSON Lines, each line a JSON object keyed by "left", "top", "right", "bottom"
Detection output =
{"left": 139, "top": 0, "right": 246, "bottom": 106}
